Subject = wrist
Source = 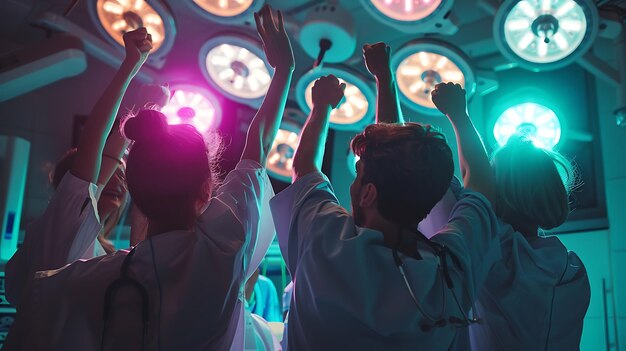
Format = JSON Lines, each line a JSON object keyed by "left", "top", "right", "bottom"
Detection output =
{"left": 447, "top": 111, "right": 470, "bottom": 122}
{"left": 374, "top": 68, "right": 393, "bottom": 82}
{"left": 274, "top": 66, "right": 295, "bottom": 76}
{"left": 311, "top": 104, "right": 332, "bottom": 115}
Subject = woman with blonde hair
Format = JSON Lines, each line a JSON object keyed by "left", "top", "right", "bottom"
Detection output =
{"left": 432, "top": 82, "right": 590, "bottom": 351}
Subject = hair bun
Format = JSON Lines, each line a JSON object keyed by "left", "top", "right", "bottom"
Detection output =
{"left": 123, "top": 109, "right": 168, "bottom": 143}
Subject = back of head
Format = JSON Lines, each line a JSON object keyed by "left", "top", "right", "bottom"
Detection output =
{"left": 491, "top": 136, "right": 575, "bottom": 230}
{"left": 123, "top": 109, "right": 218, "bottom": 230}
{"left": 351, "top": 123, "right": 454, "bottom": 225}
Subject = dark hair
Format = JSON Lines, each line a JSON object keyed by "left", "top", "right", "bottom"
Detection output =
{"left": 491, "top": 136, "right": 576, "bottom": 230}
{"left": 123, "top": 109, "right": 221, "bottom": 230}
{"left": 351, "top": 123, "right": 454, "bottom": 225}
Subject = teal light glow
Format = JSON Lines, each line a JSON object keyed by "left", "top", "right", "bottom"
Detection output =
{"left": 494, "top": 102, "right": 562, "bottom": 149}
{"left": 503, "top": 0, "right": 587, "bottom": 64}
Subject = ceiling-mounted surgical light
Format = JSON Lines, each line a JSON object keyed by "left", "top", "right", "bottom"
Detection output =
{"left": 391, "top": 39, "right": 475, "bottom": 115}
{"left": 199, "top": 34, "right": 272, "bottom": 107}
{"left": 267, "top": 114, "right": 303, "bottom": 183}
{"left": 299, "top": 3, "right": 357, "bottom": 67}
{"left": 296, "top": 67, "right": 375, "bottom": 131}
{"left": 493, "top": 102, "right": 562, "bottom": 149}
{"left": 90, "top": 0, "right": 176, "bottom": 58}
{"left": 494, "top": 0, "right": 598, "bottom": 71}
{"left": 189, "top": 0, "right": 263, "bottom": 24}
{"left": 362, "top": 0, "right": 457, "bottom": 34}
{"left": 160, "top": 84, "right": 222, "bottom": 134}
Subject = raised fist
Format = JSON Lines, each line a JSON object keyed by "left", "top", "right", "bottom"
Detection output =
{"left": 431, "top": 82, "right": 467, "bottom": 117}
{"left": 312, "top": 75, "right": 346, "bottom": 109}
{"left": 122, "top": 27, "right": 152, "bottom": 67}
{"left": 363, "top": 42, "right": 391, "bottom": 78}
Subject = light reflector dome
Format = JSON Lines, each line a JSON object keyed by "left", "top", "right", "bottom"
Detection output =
{"left": 370, "top": 0, "right": 443, "bottom": 21}
{"left": 494, "top": 0, "right": 598, "bottom": 71}
{"left": 391, "top": 40, "right": 475, "bottom": 115}
{"left": 493, "top": 102, "right": 561, "bottom": 149}
{"left": 93, "top": 0, "right": 174, "bottom": 55}
{"left": 160, "top": 85, "right": 221, "bottom": 134}
{"left": 267, "top": 118, "right": 302, "bottom": 182}
{"left": 296, "top": 67, "right": 375, "bottom": 131}
{"left": 192, "top": 0, "right": 254, "bottom": 17}
{"left": 200, "top": 35, "right": 272, "bottom": 107}
{"left": 361, "top": 0, "right": 456, "bottom": 34}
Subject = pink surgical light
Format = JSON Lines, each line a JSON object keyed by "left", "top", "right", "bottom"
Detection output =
{"left": 160, "top": 87, "right": 221, "bottom": 134}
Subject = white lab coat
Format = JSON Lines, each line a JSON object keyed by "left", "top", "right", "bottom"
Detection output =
{"left": 4, "top": 159, "right": 271, "bottom": 351}
{"left": 4, "top": 172, "right": 103, "bottom": 309}
{"left": 270, "top": 172, "right": 501, "bottom": 351}
{"left": 469, "top": 225, "right": 591, "bottom": 351}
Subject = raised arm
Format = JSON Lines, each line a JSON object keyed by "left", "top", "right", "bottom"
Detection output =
{"left": 431, "top": 82, "right": 495, "bottom": 203}
{"left": 97, "top": 84, "right": 170, "bottom": 188}
{"left": 292, "top": 75, "right": 345, "bottom": 181}
{"left": 71, "top": 28, "right": 152, "bottom": 184}
{"left": 241, "top": 5, "right": 295, "bottom": 165}
{"left": 363, "top": 42, "right": 404, "bottom": 124}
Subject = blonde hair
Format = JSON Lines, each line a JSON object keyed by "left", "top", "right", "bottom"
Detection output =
{"left": 491, "top": 136, "right": 577, "bottom": 231}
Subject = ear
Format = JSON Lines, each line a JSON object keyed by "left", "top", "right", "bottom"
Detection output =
{"left": 359, "top": 183, "right": 378, "bottom": 208}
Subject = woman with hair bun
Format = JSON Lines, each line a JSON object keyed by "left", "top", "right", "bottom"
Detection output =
{"left": 431, "top": 82, "right": 590, "bottom": 351}
{"left": 4, "top": 5, "right": 294, "bottom": 350}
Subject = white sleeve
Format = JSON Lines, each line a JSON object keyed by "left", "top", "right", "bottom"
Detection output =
{"left": 196, "top": 159, "right": 274, "bottom": 279}
{"left": 431, "top": 190, "right": 501, "bottom": 302}
{"left": 270, "top": 171, "right": 352, "bottom": 274}
{"left": 5, "top": 172, "right": 102, "bottom": 306}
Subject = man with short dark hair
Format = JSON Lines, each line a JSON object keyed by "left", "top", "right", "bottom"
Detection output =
{"left": 270, "top": 74, "right": 502, "bottom": 350}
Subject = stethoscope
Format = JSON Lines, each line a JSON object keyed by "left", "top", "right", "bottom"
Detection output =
{"left": 101, "top": 239, "right": 162, "bottom": 351}
{"left": 392, "top": 226, "right": 481, "bottom": 332}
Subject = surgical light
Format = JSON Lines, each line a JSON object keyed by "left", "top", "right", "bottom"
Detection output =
{"left": 93, "top": 0, "right": 174, "bottom": 55}
{"left": 200, "top": 35, "right": 272, "bottom": 107}
{"left": 160, "top": 85, "right": 221, "bottom": 134}
{"left": 493, "top": 102, "right": 561, "bottom": 149}
{"left": 296, "top": 67, "right": 375, "bottom": 131}
{"left": 370, "top": 0, "right": 443, "bottom": 21}
{"left": 267, "top": 117, "right": 302, "bottom": 183}
{"left": 494, "top": 0, "right": 598, "bottom": 71}
{"left": 362, "top": 0, "right": 456, "bottom": 34}
{"left": 193, "top": 0, "right": 263, "bottom": 19}
{"left": 391, "top": 40, "right": 475, "bottom": 115}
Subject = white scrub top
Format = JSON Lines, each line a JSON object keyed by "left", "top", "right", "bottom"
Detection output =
{"left": 4, "top": 159, "right": 270, "bottom": 351}
{"left": 270, "top": 172, "right": 501, "bottom": 351}
{"left": 469, "top": 224, "right": 590, "bottom": 351}
{"left": 4, "top": 172, "right": 103, "bottom": 308}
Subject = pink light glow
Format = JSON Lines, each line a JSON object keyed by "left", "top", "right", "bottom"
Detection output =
{"left": 160, "top": 88, "right": 218, "bottom": 133}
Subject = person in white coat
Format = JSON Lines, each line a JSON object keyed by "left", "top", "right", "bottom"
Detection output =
{"left": 430, "top": 82, "right": 591, "bottom": 350}
{"left": 4, "top": 11, "right": 293, "bottom": 348}
{"left": 270, "top": 75, "right": 502, "bottom": 350}
{"left": 4, "top": 27, "right": 154, "bottom": 317}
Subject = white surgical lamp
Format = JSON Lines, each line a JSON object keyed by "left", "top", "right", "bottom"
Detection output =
{"left": 199, "top": 34, "right": 272, "bottom": 107}
{"left": 494, "top": 0, "right": 599, "bottom": 71}
{"left": 296, "top": 66, "right": 375, "bottom": 131}
{"left": 391, "top": 39, "right": 475, "bottom": 115}
{"left": 89, "top": 0, "right": 176, "bottom": 61}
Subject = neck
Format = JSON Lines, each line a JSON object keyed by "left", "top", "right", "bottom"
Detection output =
{"left": 363, "top": 219, "right": 419, "bottom": 258}
{"left": 146, "top": 219, "right": 194, "bottom": 238}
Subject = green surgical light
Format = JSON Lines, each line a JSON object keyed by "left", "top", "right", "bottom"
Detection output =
{"left": 494, "top": 102, "right": 562, "bottom": 149}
